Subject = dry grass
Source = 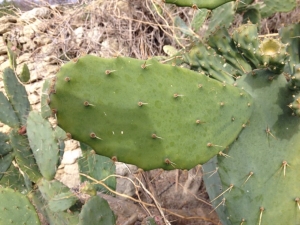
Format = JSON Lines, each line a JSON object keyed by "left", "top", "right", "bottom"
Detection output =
{"left": 9, "top": 0, "right": 194, "bottom": 61}
{"left": 7, "top": 0, "right": 299, "bottom": 63}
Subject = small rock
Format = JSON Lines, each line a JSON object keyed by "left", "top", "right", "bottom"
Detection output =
{"left": 116, "top": 163, "right": 138, "bottom": 198}
{"left": 61, "top": 148, "right": 82, "bottom": 165}
{"left": 0, "top": 124, "right": 11, "bottom": 134}
{"left": 58, "top": 163, "right": 80, "bottom": 188}
{"left": 116, "top": 163, "right": 138, "bottom": 176}
{"left": 0, "top": 15, "right": 17, "bottom": 24}
{"left": 0, "top": 60, "right": 9, "bottom": 73}
{"left": 31, "top": 20, "right": 48, "bottom": 33}
{"left": 0, "top": 38, "right": 7, "bottom": 55}
{"left": 17, "top": 53, "right": 32, "bottom": 64}
{"left": 0, "top": 55, "right": 7, "bottom": 65}
{"left": 33, "top": 35, "right": 52, "bottom": 46}
{"left": 18, "top": 36, "right": 30, "bottom": 44}
{"left": 20, "top": 7, "right": 51, "bottom": 21}
{"left": 0, "top": 23, "right": 16, "bottom": 35}
{"left": 40, "top": 43, "right": 56, "bottom": 55}
{"left": 65, "top": 139, "right": 79, "bottom": 151}
{"left": 23, "top": 25, "right": 36, "bottom": 39}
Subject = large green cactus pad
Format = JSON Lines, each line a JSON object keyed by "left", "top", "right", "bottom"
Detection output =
{"left": 0, "top": 187, "right": 40, "bottom": 225}
{"left": 205, "top": 71, "right": 300, "bottom": 224}
{"left": 49, "top": 55, "right": 253, "bottom": 170}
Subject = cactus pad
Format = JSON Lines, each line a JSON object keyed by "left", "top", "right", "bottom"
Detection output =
{"left": 0, "top": 92, "right": 20, "bottom": 128}
{"left": 37, "top": 178, "right": 78, "bottom": 212}
{"left": 41, "top": 79, "right": 52, "bottom": 118}
{"left": 26, "top": 111, "right": 59, "bottom": 180}
{"left": 0, "top": 153, "right": 13, "bottom": 180}
{"left": 0, "top": 132, "right": 12, "bottom": 156}
{"left": 19, "top": 63, "right": 30, "bottom": 83}
{"left": 49, "top": 55, "right": 253, "bottom": 170}
{"left": 78, "top": 143, "right": 116, "bottom": 193}
{"left": 10, "top": 129, "right": 42, "bottom": 183}
{"left": 205, "top": 71, "right": 300, "bottom": 224}
{"left": 78, "top": 195, "right": 116, "bottom": 225}
{"left": 0, "top": 187, "right": 40, "bottom": 225}
{"left": 3, "top": 68, "right": 30, "bottom": 126}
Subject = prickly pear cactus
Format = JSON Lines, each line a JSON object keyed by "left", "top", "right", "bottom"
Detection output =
{"left": 202, "top": 23, "right": 300, "bottom": 225}
{"left": 204, "top": 70, "right": 300, "bottom": 225}
{"left": 0, "top": 187, "right": 40, "bottom": 225}
{"left": 49, "top": 55, "right": 253, "bottom": 170}
{"left": 0, "top": 52, "right": 116, "bottom": 225}
{"left": 78, "top": 195, "right": 116, "bottom": 225}
{"left": 37, "top": 178, "right": 78, "bottom": 212}
{"left": 26, "top": 111, "right": 60, "bottom": 180}
{"left": 78, "top": 142, "right": 116, "bottom": 194}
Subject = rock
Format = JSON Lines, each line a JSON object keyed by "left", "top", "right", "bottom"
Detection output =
{"left": 65, "top": 139, "right": 79, "bottom": 151}
{"left": 115, "top": 163, "right": 138, "bottom": 198}
{"left": 33, "top": 35, "right": 52, "bottom": 46}
{"left": 0, "top": 55, "right": 7, "bottom": 65}
{"left": 87, "top": 27, "right": 104, "bottom": 43}
{"left": 61, "top": 148, "right": 82, "bottom": 165}
{"left": 20, "top": 7, "right": 51, "bottom": 21}
{"left": 17, "top": 53, "right": 32, "bottom": 64}
{"left": 57, "top": 163, "right": 80, "bottom": 188}
{"left": 0, "top": 38, "right": 7, "bottom": 55}
{"left": 0, "top": 60, "right": 9, "bottom": 73}
{"left": 28, "top": 61, "right": 59, "bottom": 81}
{"left": 74, "top": 26, "right": 84, "bottom": 44}
{"left": 116, "top": 163, "right": 138, "bottom": 176}
{"left": 0, "top": 124, "right": 11, "bottom": 134}
{"left": 100, "top": 38, "right": 119, "bottom": 57}
{"left": 30, "top": 20, "right": 48, "bottom": 33}
{"left": 0, "top": 23, "right": 16, "bottom": 35}
{"left": 18, "top": 36, "right": 30, "bottom": 44}
{"left": 40, "top": 43, "right": 56, "bottom": 55}
{"left": 23, "top": 25, "right": 36, "bottom": 39}
{"left": 0, "top": 16, "right": 17, "bottom": 24}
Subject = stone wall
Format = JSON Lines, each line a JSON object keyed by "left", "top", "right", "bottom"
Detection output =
{"left": 0, "top": 3, "right": 139, "bottom": 191}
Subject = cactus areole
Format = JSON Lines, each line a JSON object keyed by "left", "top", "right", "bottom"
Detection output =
{"left": 49, "top": 55, "right": 253, "bottom": 170}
